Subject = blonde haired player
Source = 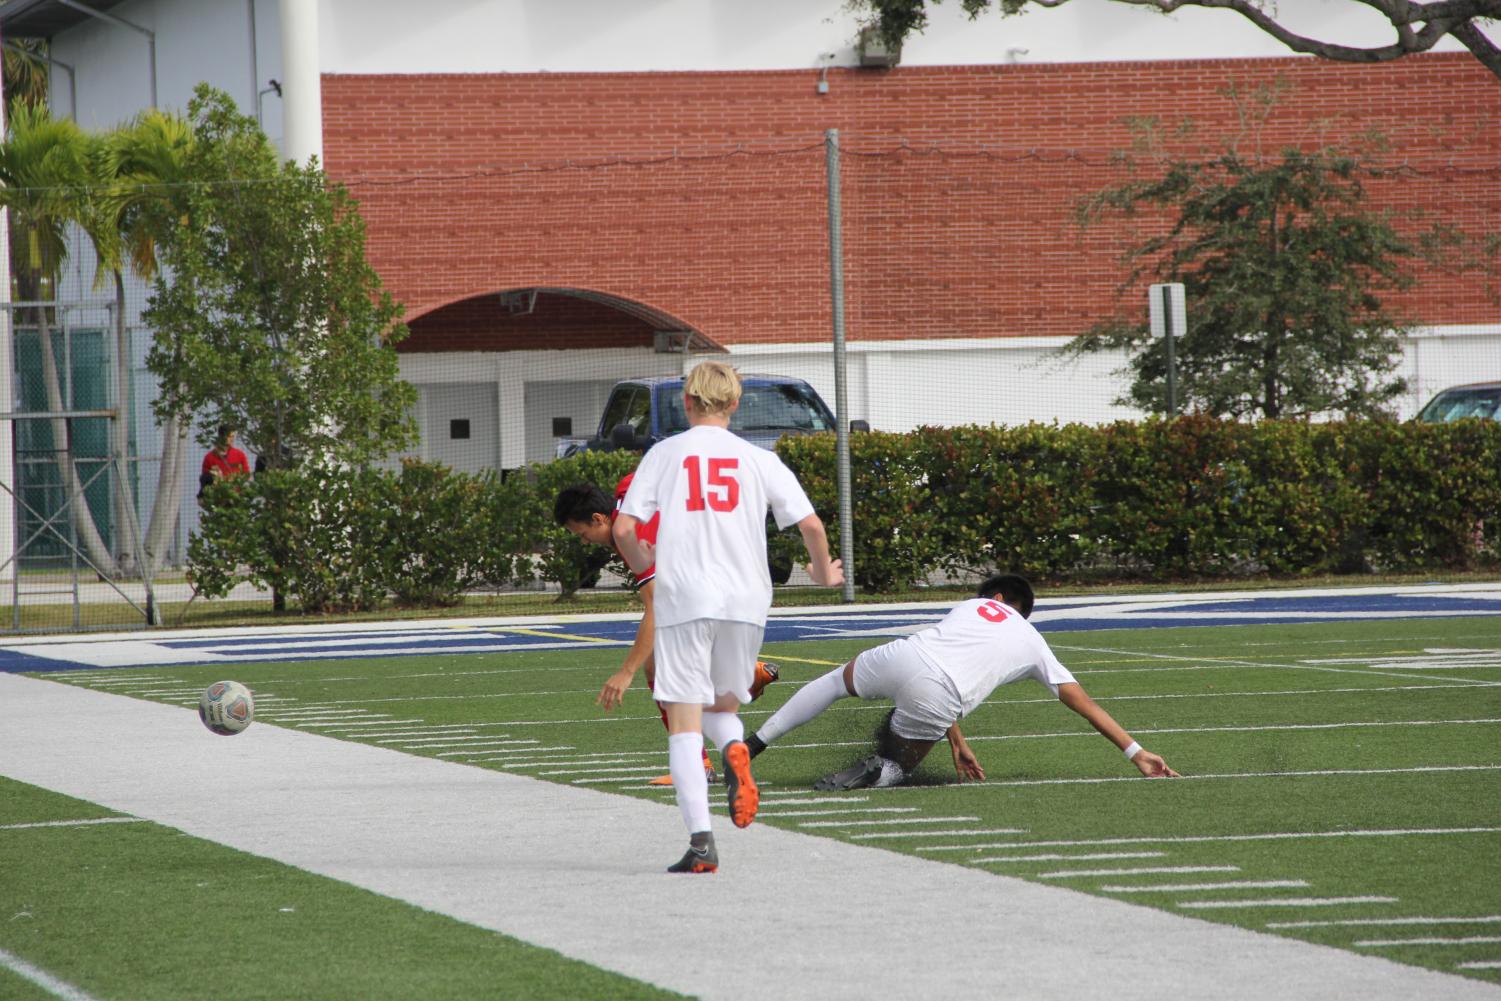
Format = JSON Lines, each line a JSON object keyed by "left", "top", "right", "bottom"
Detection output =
{"left": 614, "top": 361, "right": 844, "bottom": 873}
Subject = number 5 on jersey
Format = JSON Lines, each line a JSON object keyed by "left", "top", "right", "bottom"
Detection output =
{"left": 683, "top": 456, "right": 740, "bottom": 512}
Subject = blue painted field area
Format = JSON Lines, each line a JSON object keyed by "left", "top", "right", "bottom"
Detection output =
{"left": 3, "top": 583, "right": 1498, "bottom": 673}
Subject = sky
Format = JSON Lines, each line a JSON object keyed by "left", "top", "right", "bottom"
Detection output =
{"left": 318, "top": 0, "right": 1487, "bottom": 75}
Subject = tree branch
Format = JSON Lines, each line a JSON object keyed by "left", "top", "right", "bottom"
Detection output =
{"left": 863, "top": 0, "right": 1501, "bottom": 82}
{"left": 1450, "top": 17, "right": 1501, "bottom": 77}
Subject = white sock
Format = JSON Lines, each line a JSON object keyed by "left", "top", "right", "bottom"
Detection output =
{"left": 755, "top": 667, "right": 849, "bottom": 745}
{"left": 668, "top": 732, "right": 712, "bottom": 833}
{"left": 700, "top": 710, "right": 744, "bottom": 752}
{"left": 873, "top": 757, "right": 906, "bottom": 788}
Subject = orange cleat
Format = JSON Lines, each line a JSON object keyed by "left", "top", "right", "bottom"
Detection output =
{"left": 749, "top": 660, "right": 780, "bottom": 701}
{"left": 722, "top": 740, "right": 759, "bottom": 828}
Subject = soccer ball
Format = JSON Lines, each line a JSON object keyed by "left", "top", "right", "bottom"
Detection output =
{"left": 199, "top": 680, "right": 255, "bottom": 736}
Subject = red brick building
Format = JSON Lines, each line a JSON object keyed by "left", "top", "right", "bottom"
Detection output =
{"left": 320, "top": 54, "right": 1501, "bottom": 467}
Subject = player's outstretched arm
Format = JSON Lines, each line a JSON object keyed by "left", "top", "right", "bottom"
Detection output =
{"left": 946, "top": 723, "right": 986, "bottom": 781}
{"left": 1056, "top": 682, "right": 1180, "bottom": 778}
{"left": 597, "top": 580, "right": 655, "bottom": 711}
{"left": 795, "top": 514, "right": 844, "bottom": 588}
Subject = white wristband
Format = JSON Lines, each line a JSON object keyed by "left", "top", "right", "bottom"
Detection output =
{"left": 1123, "top": 741, "right": 1142, "bottom": 761}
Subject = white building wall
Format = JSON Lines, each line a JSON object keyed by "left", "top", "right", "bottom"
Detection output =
{"left": 50, "top": 0, "right": 280, "bottom": 138}
{"left": 1401, "top": 327, "right": 1501, "bottom": 413}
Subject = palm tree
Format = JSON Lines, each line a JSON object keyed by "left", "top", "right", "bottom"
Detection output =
{"left": 3, "top": 40, "right": 51, "bottom": 114}
{"left": 85, "top": 109, "right": 195, "bottom": 579}
{"left": 0, "top": 100, "right": 119, "bottom": 576}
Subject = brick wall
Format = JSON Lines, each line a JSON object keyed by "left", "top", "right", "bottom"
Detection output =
{"left": 322, "top": 55, "right": 1500, "bottom": 351}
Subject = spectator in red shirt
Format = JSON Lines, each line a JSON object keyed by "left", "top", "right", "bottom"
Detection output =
{"left": 199, "top": 425, "right": 250, "bottom": 501}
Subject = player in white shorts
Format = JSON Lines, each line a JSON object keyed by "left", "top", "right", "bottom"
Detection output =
{"left": 613, "top": 360, "right": 844, "bottom": 873}
{"left": 745, "top": 574, "right": 1179, "bottom": 789}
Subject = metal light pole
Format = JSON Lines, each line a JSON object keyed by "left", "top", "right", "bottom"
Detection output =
{"left": 826, "top": 129, "right": 855, "bottom": 602}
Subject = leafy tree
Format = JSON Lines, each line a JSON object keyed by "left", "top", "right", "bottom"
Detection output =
{"left": 0, "top": 102, "right": 120, "bottom": 575}
{"left": 94, "top": 110, "right": 199, "bottom": 576}
{"left": 1062, "top": 104, "right": 1416, "bottom": 420}
{"left": 2, "top": 40, "right": 51, "bottom": 113}
{"left": 144, "top": 85, "right": 415, "bottom": 471}
{"left": 852, "top": 1, "right": 1501, "bottom": 82}
{"left": 144, "top": 85, "right": 416, "bottom": 608}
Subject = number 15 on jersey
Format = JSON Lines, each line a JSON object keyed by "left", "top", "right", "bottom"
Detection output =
{"left": 683, "top": 456, "right": 740, "bottom": 512}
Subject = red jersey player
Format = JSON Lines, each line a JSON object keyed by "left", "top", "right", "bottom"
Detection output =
{"left": 553, "top": 475, "right": 779, "bottom": 784}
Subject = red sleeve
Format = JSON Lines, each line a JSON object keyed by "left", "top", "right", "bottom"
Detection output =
{"left": 612, "top": 472, "right": 655, "bottom": 586}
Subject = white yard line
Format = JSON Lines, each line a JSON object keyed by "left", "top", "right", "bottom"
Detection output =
{"left": 755, "top": 806, "right": 921, "bottom": 818}
{"left": 1040, "top": 865, "right": 1239, "bottom": 879}
{"left": 1051, "top": 644, "right": 1497, "bottom": 687}
{"left": 915, "top": 765, "right": 1501, "bottom": 790}
{"left": 0, "top": 947, "right": 103, "bottom": 1001}
{"left": 378, "top": 737, "right": 533, "bottom": 747}
{"left": 854, "top": 827, "right": 1032, "bottom": 840}
{"left": 446, "top": 747, "right": 580, "bottom": 760}
{"left": 919, "top": 827, "right": 1501, "bottom": 852}
{"left": 712, "top": 718, "right": 1501, "bottom": 754}
{"left": 1103, "top": 879, "right": 1309, "bottom": 893}
{"left": 1181, "top": 896, "right": 1399, "bottom": 910}
{"left": 1269, "top": 916, "right": 1501, "bottom": 929}
{"left": 974, "top": 718, "right": 1501, "bottom": 743}
{"left": 979, "top": 851, "right": 1169, "bottom": 863}
{"left": 0, "top": 817, "right": 146, "bottom": 831}
{"left": 1356, "top": 936, "right": 1501, "bottom": 948}
{"left": 797, "top": 816, "right": 981, "bottom": 828}
{"left": 289, "top": 719, "right": 425, "bottom": 728}
{"left": 1, "top": 674, "right": 1496, "bottom": 1001}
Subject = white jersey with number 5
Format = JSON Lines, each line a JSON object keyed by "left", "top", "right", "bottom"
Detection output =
{"left": 620, "top": 425, "right": 815, "bottom": 627}
{"left": 908, "top": 597, "right": 1077, "bottom": 718}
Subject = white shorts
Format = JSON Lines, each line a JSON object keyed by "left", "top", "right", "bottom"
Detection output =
{"left": 653, "top": 619, "right": 764, "bottom": 705}
{"left": 851, "top": 640, "right": 964, "bottom": 742}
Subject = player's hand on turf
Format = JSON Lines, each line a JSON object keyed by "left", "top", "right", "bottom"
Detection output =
{"left": 952, "top": 743, "right": 986, "bottom": 782}
{"left": 596, "top": 668, "right": 634, "bottom": 711}
{"left": 1133, "top": 749, "right": 1179, "bottom": 778}
{"left": 807, "top": 557, "right": 844, "bottom": 588}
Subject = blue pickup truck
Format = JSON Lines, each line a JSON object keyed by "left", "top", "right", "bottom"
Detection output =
{"left": 557, "top": 374, "right": 865, "bottom": 458}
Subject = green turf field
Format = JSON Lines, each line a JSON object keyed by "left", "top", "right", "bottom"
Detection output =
{"left": 5, "top": 614, "right": 1500, "bottom": 997}
{"left": 0, "top": 779, "right": 686, "bottom": 1001}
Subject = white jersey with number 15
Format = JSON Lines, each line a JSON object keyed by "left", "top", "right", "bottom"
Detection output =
{"left": 619, "top": 425, "right": 815, "bottom": 628}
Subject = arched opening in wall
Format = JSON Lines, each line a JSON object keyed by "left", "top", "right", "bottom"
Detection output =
{"left": 397, "top": 287, "right": 723, "bottom": 474}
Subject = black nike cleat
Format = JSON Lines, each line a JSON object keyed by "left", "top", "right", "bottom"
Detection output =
{"left": 666, "top": 836, "right": 718, "bottom": 874}
{"left": 814, "top": 754, "right": 885, "bottom": 791}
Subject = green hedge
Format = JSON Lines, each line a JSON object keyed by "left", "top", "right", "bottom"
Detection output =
{"left": 189, "top": 454, "right": 643, "bottom": 613}
{"left": 188, "top": 419, "right": 1501, "bottom": 613}
{"left": 778, "top": 416, "right": 1501, "bottom": 589}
